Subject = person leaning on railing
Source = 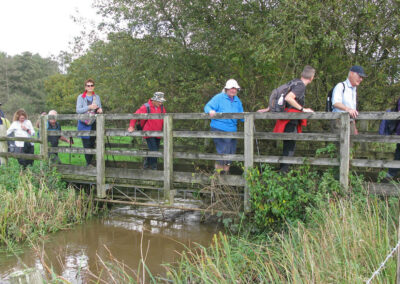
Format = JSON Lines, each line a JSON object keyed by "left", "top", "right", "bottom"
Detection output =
{"left": 127, "top": 92, "right": 166, "bottom": 170}
{"left": 6, "top": 109, "right": 35, "bottom": 168}
{"left": 330, "top": 65, "right": 367, "bottom": 135}
{"left": 76, "top": 78, "right": 103, "bottom": 167}
{"left": 47, "top": 110, "right": 73, "bottom": 164}
{"left": 273, "top": 65, "right": 315, "bottom": 174}
{"left": 204, "top": 79, "right": 244, "bottom": 174}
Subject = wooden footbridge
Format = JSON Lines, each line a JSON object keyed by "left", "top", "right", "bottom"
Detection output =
{"left": 1, "top": 112, "right": 400, "bottom": 213}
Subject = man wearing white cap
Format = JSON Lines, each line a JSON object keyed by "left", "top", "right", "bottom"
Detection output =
{"left": 204, "top": 79, "right": 244, "bottom": 173}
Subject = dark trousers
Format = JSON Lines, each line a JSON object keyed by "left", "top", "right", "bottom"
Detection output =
{"left": 145, "top": 138, "right": 160, "bottom": 170}
{"left": 17, "top": 143, "right": 34, "bottom": 169}
{"left": 82, "top": 123, "right": 96, "bottom": 166}
{"left": 280, "top": 121, "right": 298, "bottom": 173}
{"left": 388, "top": 143, "right": 400, "bottom": 177}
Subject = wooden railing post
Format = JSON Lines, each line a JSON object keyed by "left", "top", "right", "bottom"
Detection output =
{"left": 96, "top": 115, "right": 106, "bottom": 198}
{"left": 163, "top": 114, "right": 174, "bottom": 204}
{"left": 244, "top": 114, "right": 254, "bottom": 212}
{"left": 40, "top": 115, "right": 48, "bottom": 161}
{"left": 339, "top": 113, "right": 350, "bottom": 191}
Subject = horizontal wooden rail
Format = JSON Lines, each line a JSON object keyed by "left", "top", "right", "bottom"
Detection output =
{"left": 0, "top": 137, "right": 41, "bottom": 143}
{"left": 0, "top": 152, "right": 43, "bottom": 160}
{"left": 352, "top": 134, "right": 400, "bottom": 143}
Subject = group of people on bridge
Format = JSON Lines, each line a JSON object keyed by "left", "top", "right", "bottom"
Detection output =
{"left": 1, "top": 64, "right": 400, "bottom": 181}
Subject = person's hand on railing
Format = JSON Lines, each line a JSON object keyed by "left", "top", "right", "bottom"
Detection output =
{"left": 128, "top": 126, "right": 135, "bottom": 132}
{"left": 347, "top": 108, "right": 358, "bottom": 118}
{"left": 257, "top": 107, "right": 270, "bottom": 113}
{"left": 209, "top": 110, "right": 216, "bottom": 117}
{"left": 303, "top": 108, "right": 314, "bottom": 113}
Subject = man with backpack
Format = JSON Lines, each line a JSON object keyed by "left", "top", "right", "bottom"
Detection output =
{"left": 272, "top": 65, "right": 316, "bottom": 173}
{"left": 330, "top": 65, "right": 367, "bottom": 134}
{"left": 128, "top": 92, "right": 166, "bottom": 170}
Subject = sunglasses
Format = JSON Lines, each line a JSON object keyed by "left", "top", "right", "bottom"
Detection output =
{"left": 86, "top": 84, "right": 94, "bottom": 87}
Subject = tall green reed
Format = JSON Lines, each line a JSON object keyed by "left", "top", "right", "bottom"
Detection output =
{"left": 165, "top": 197, "right": 398, "bottom": 283}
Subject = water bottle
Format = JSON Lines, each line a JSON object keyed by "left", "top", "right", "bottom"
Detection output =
{"left": 277, "top": 94, "right": 284, "bottom": 105}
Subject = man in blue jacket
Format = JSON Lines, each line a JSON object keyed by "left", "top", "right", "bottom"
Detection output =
{"left": 204, "top": 79, "right": 244, "bottom": 173}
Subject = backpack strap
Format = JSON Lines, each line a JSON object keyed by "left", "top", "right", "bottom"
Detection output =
{"left": 139, "top": 103, "right": 151, "bottom": 129}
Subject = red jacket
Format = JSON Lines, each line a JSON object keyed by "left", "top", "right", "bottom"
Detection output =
{"left": 129, "top": 100, "right": 166, "bottom": 138}
{"left": 273, "top": 108, "right": 307, "bottom": 133}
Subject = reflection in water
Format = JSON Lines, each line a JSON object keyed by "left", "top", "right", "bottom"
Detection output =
{"left": 0, "top": 199, "right": 222, "bottom": 283}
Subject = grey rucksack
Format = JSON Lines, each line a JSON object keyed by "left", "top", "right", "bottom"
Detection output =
{"left": 268, "top": 80, "right": 299, "bottom": 112}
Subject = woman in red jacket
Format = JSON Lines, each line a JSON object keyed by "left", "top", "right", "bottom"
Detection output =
{"left": 128, "top": 92, "right": 166, "bottom": 170}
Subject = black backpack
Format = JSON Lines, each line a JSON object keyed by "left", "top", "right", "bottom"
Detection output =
{"left": 135, "top": 103, "right": 164, "bottom": 130}
{"left": 326, "top": 82, "right": 345, "bottom": 112}
{"left": 268, "top": 80, "right": 299, "bottom": 112}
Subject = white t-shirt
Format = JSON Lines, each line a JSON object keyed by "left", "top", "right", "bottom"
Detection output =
{"left": 6, "top": 120, "right": 35, "bottom": 147}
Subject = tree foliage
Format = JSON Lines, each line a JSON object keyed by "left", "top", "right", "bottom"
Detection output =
{"left": 44, "top": 0, "right": 399, "bottom": 116}
{"left": 0, "top": 52, "right": 58, "bottom": 119}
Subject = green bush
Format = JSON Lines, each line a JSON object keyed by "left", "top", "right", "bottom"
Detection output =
{"left": 246, "top": 162, "right": 366, "bottom": 231}
{"left": 245, "top": 143, "right": 368, "bottom": 231}
{"left": 0, "top": 159, "right": 65, "bottom": 192}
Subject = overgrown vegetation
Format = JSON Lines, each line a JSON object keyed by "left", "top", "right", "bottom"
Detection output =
{"left": 0, "top": 159, "right": 97, "bottom": 246}
{"left": 165, "top": 196, "right": 398, "bottom": 283}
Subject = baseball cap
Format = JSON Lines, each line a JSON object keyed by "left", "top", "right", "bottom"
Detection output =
{"left": 350, "top": 65, "right": 367, "bottom": 77}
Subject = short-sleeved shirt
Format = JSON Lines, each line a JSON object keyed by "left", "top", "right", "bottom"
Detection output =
{"left": 287, "top": 79, "right": 306, "bottom": 109}
{"left": 332, "top": 79, "right": 356, "bottom": 112}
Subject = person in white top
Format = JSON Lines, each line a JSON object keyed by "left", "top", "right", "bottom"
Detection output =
{"left": 331, "top": 65, "right": 367, "bottom": 135}
{"left": 7, "top": 109, "right": 35, "bottom": 168}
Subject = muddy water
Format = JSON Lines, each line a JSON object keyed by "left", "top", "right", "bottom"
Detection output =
{"left": 0, "top": 199, "right": 222, "bottom": 283}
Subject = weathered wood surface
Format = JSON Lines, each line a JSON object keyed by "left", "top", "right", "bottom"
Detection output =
{"left": 106, "top": 130, "right": 163, "bottom": 137}
{"left": 94, "top": 198, "right": 237, "bottom": 214}
{"left": 244, "top": 114, "right": 254, "bottom": 212}
{"left": 53, "top": 112, "right": 346, "bottom": 121}
{"left": 40, "top": 116, "right": 48, "bottom": 161}
{"left": 351, "top": 134, "right": 400, "bottom": 143}
{"left": 366, "top": 182, "right": 400, "bottom": 196}
{"left": 0, "top": 136, "right": 41, "bottom": 143}
{"left": 47, "top": 130, "right": 95, "bottom": 137}
{"left": 96, "top": 115, "right": 106, "bottom": 198}
{"left": 173, "top": 130, "right": 243, "bottom": 138}
{"left": 49, "top": 147, "right": 96, "bottom": 154}
{"left": 52, "top": 111, "right": 400, "bottom": 121}
{"left": 339, "top": 114, "right": 350, "bottom": 191}
{"left": 255, "top": 132, "right": 339, "bottom": 141}
{"left": 254, "top": 156, "right": 340, "bottom": 166}
{"left": 55, "top": 164, "right": 245, "bottom": 186}
{"left": 351, "top": 159, "right": 400, "bottom": 168}
{"left": 164, "top": 115, "right": 174, "bottom": 204}
{"left": 0, "top": 152, "right": 42, "bottom": 160}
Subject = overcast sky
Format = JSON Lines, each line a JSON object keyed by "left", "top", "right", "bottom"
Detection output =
{"left": 0, "top": 0, "right": 101, "bottom": 58}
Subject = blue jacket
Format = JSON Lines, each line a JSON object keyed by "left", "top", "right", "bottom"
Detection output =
{"left": 204, "top": 92, "right": 244, "bottom": 132}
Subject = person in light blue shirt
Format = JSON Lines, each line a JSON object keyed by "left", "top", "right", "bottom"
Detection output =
{"left": 204, "top": 79, "right": 244, "bottom": 173}
{"left": 331, "top": 65, "right": 367, "bottom": 135}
